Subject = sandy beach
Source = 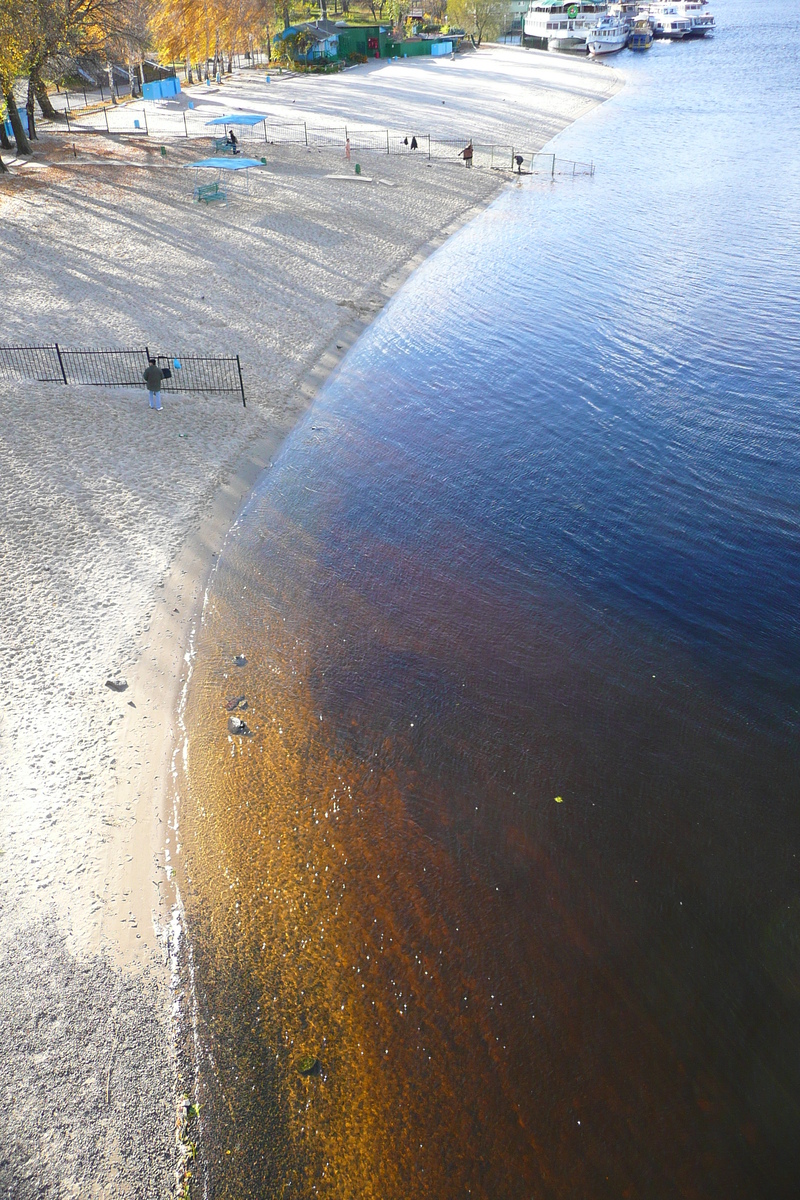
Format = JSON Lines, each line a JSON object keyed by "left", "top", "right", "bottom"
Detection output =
{"left": 0, "top": 45, "right": 620, "bottom": 1196}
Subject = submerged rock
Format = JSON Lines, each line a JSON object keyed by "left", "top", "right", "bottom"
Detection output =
{"left": 225, "top": 695, "right": 247, "bottom": 712}
{"left": 234, "top": 654, "right": 247, "bottom": 667}
{"left": 297, "top": 1055, "right": 319, "bottom": 1076}
{"left": 228, "top": 716, "right": 250, "bottom": 735}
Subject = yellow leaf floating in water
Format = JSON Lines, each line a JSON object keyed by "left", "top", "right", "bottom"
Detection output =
{"left": 554, "top": 796, "right": 563, "bottom": 803}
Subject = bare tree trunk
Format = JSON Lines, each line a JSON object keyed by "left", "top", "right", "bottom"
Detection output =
{"left": 26, "top": 75, "right": 38, "bottom": 139}
{"left": 1, "top": 117, "right": 11, "bottom": 150}
{"left": 283, "top": 3, "right": 291, "bottom": 30}
{"left": 32, "top": 66, "right": 64, "bottom": 120}
{"left": 2, "top": 86, "right": 32, "bottom": 154}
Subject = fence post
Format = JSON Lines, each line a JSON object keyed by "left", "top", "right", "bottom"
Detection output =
{"left": 143, "top": 107, "right": 149, "bottom": 136}
{"left": 65, "top": 110, "right": 71, "bottom": 133}
{"left": 551, "top": 153, "right": 555, "bottom": 180}
{"left": 104, "top": 106, "right": 110, "bottom": 132}
{"left": 54, "top": 343, "right": 68, "bottom": 384}
{"left": 427, "top": 134, "right": 431, "bottom": 160}
{"left": 386, "top": 129, "right": 390, "bottom": 154}
{"left": 184, "top": 112, "right": 189, "bottom": 137}
{"left": 236, "top": 355, "right": 246, "bottom": 407}
{"left": 304, "top": 121, "right": 308, "bottom": 145}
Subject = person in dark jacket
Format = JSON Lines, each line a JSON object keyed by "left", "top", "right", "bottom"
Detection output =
{"left": 143, "top": 358, "right": 164, "bottom": 411}
{"left": 227, "top": 129, "right": 239, "bottom": 155}
{"left": 410, "top": 135, "right": 418, "bottom": 150}
{"left": 459, "top": 141, "right": 473, "bottom": 168}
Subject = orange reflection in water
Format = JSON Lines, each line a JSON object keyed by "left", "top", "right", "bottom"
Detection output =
{"left": 177, "top": 537, "right": 795, "bottom": 1200}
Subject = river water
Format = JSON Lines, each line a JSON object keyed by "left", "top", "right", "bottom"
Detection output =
{"left": 177, "top": 3, "right": 800, "bottom": 1195}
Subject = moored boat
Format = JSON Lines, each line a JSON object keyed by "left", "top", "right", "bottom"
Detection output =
{"left": 628, "top": 16, "right": 654, "bottom": 47}
{"left": 524, "top": 0, "right": 607, "bottom": 51}
{"left": 679, "top": 0, "right": 715, "bottom": 35}
{"left": 644, "top": 2, "right": 693, "bottom": 37}
{"left": 588, "top": 14, "right": 629, "bottom": 53}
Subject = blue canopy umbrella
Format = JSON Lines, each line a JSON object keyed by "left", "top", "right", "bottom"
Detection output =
{"left": 189, "top": 157, "right": 266, "bottom": 168}
{"left": 205, "top": 111, "right": 271, "bottom": 159}
{"left": 204, "top": 114, "right": 269, "bottom": 126}
{"left": 187, "top": 157, "right": 266, "bottom": 200}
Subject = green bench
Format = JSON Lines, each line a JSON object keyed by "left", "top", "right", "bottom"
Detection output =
{"left": 195, "top": 181, "right": 226, "bottom": 204}
{"left": 212, "top": 137, "right": 236, "bottom": 153}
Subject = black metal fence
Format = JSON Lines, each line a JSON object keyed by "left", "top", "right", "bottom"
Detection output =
{"left": 41, "top": 101, "right": 595, "bottom": 177}
{"left": 529, "top": 152, "right": 595, "bottom": 177}
{"left": 0, "top": 344, "right": 246, "bottom": 405}
{"left": 18, "top": 51, "right": 270, "bottom": 117}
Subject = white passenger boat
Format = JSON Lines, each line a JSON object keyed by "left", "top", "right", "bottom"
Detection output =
{"left": 587, "top": 13, "right": 629, "bottom": 52}
{"left": 523, "top": 0, "right": 607, "bottom": 52}
{"left": 644, "top": 3, "right": 692, "bottom": 38}
{"left": 679, "top": 0, "right": 715, "bottom": 35}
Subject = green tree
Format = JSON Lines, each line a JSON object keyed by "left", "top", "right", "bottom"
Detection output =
{"left": 447, "top": 0, "right": 508, "bottom": 45}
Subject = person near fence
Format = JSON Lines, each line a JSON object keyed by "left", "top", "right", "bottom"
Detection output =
{"left": 515, "top": 154, "right": 524, "bottom": 173}
{"left": 144, "top": 358, "right": 164, "bottom": 411}
{"left": 459, "top": 141, "right": 474, "bottom": 168}
{"left": 410, "top": 135, "right": 418, "bottom": 151}
{"left": 227, "top": 129, "right": 239, "bottom": 155}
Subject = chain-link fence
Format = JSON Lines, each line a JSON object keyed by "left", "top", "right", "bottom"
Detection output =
{"left": 0, "top": 344, "right": 247, "bottom": 405}
{"left": 23, "top": 52, "right": 270, "bottom": 118}
{"left": 529, "top": 152, "right": 595, "bottom": 177}
{"left": 41, "top": 102, "right": 595, "bottom": 176}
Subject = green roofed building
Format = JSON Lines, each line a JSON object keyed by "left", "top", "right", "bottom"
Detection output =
{"left": 274, "top": 19, "right": 457, "bottom": 65}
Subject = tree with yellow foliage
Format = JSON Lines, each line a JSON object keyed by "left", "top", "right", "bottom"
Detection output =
{"left": 0, "top": 0, "right": 33, "bottom": 156}
{"left": 150, "top": 0, "right": 275, "bottom": 81}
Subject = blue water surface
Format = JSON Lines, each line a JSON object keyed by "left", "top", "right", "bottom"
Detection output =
{"left": 191, "top": 3, "right": 800, "bottom": 1193}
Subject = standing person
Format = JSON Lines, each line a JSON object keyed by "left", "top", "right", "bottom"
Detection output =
{"left": 459, "top": 141, "right": 473, "bottom": 168}
{"left": 410, "top": 135, "right": 418, "bottom": 150}
{"left": 143, "top": 358, "right": 164, "bottom": 411}
{"left": 515, "top": 153, "right": 524, "bottom": 173}
{"left": 228, "top": 129, "right": 239, "bottom": 155}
